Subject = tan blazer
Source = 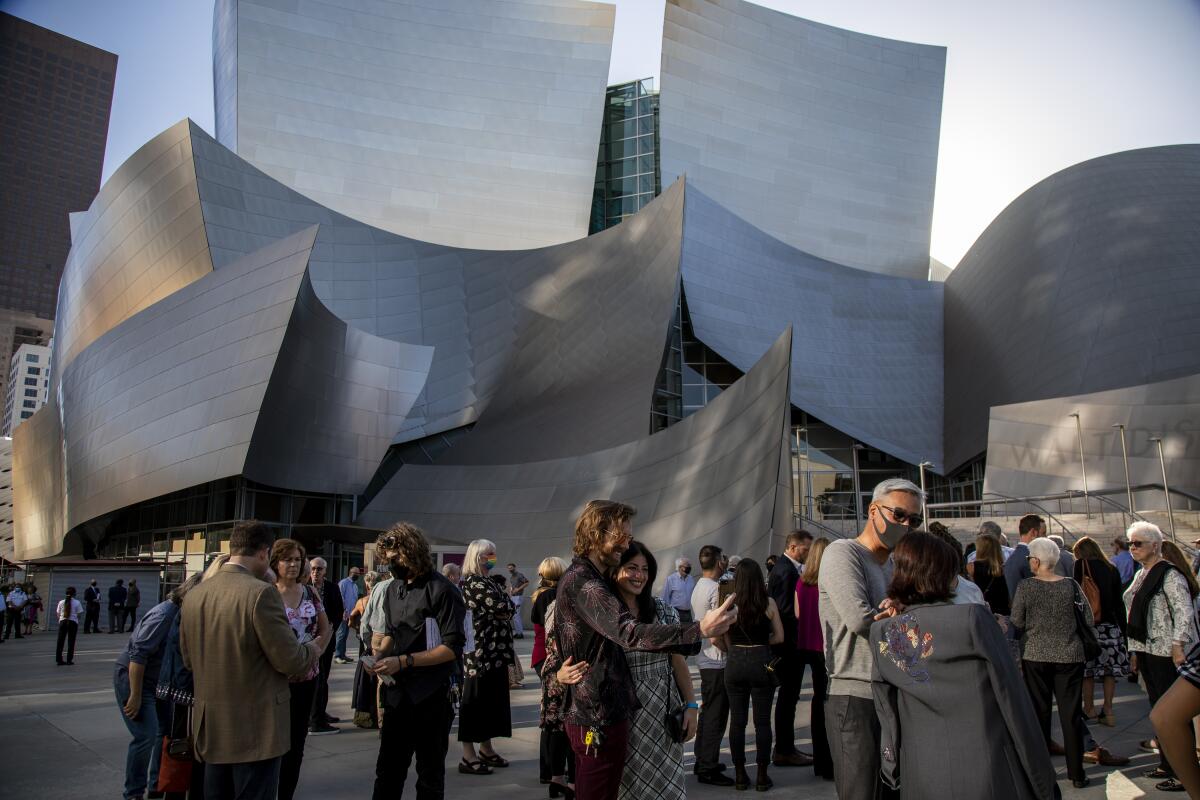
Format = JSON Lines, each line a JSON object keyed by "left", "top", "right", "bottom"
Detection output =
{"left": 180, "top": 563, "right": 318, "bottom": 764}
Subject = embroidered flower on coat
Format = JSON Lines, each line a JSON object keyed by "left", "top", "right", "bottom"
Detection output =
{"left": 878, "top": 613, "right": 935, "bottom": 682}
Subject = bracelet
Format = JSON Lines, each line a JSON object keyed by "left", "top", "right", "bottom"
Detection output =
{"left": 686, "top": 701, "right": 699, "bottom": 710}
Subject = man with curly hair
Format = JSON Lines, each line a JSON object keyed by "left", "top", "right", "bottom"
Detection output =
{"left": 554, "top": 499, "right": 738, "bottom": 800}
{"left": 361, "top": 522, "right": 466, "bottom": 800}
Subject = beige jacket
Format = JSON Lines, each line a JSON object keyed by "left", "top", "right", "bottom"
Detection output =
{"left": 180, "top": 563, "right": 319, "bottom": 764}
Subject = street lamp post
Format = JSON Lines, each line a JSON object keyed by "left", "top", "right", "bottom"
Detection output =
{"left": 1112, "top": 424, "right": 1134, "bottom": 518}
{"left": 1150, "top": 436, "right": 1178, "bottom": 543}
{"left": 851, "top": 444, "right": 865, "bottom": 530}
{"left": 1068, "top": 412, "right": 1090, "bottom": 518}
{"left": 918, "top": 461, "right": 933, "bottom": 531}
{"left": 792, "top": 426, "right": 803, "bottom": 523}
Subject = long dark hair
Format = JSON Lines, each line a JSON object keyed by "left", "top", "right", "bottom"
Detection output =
{"left": 63, "top": 586, "right": 76, "bottom": 620}
{"left": 887, "top": 531, "right": 959, "bottom": 606}
{"left": 732, "top": 558, "right": 769, "bottom": 624}
{"left": 615, "top": 541, "right": 658, "bottom": 623}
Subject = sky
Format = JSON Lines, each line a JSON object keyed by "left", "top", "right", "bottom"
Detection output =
{"left": 4, "top": 0, "right": 1199, "bottom": 268}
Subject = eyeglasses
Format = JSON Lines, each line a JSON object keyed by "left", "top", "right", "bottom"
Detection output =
{"left": 877, "top": 503, "right": 923, "bottom": 528}
{"left": 1128, "top": 540, "right": 1149, "bottom": 549}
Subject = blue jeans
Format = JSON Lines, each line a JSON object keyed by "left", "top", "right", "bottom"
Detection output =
{"left": 114, "top": 668, "right": 162, "bottom": 799}
{"left": 335, "top": 620, "right": 350, "bottom": 659}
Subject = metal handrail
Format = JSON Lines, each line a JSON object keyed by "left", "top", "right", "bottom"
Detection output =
{"left": 926, "top": 493, "right": 1079, "bottom": 543}
{"left": 794, "top": 513, "right": 852, "bottom": 540}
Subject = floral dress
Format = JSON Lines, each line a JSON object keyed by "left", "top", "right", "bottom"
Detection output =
{"left": 619, "top": 599, "right": 685, "bottom": 800}
{"left": 462, "top": 574, "right": 515, "bottom": 677}
{"left": 284, "top": 585, "right": 323, "bottom": 682}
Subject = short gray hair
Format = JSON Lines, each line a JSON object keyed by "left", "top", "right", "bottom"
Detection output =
{"left": 979, "top": 521, "right": 1002, "bottom": 537}
{"left": 1127, "top": 521, "right": 1164, "bottom": 545}
{"left": 727, "top": 555, "right": 742, "bottom": 570}
{"left": 675, "top": 557, "right": 689, "bottom": 569}
{"left": 1028, "top": 537, "right": 1060, "bottom": 569}
{"left": 309, "top": 557, "right": 327, "bottom": 570}
{"left": 871, "top": 478, "right": 926, "bottom": 504}
{"left": 463, "top": 539, "right": 497, "bottom": 577}
{"left": 1047, "top": 534, "right": 1065, "bottom": 548}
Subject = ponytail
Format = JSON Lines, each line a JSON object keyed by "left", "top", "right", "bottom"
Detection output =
{"left": 62, "top": 587, "right": 77, "bottom": 622}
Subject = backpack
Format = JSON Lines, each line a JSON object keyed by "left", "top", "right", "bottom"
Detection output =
{"left": 1080, "top": 559, "right": 1102, "bottom": 624}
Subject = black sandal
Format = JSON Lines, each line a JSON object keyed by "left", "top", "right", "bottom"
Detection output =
{"left": 458, "top": 758, "right": 492, "bottom": 775}
{"left": 478, "top": 751, "right": 509, "bottom": 768}
{"left": 1144, "top": 767, "right": 1170, "bottom": 779}
{"left": 1156, "top": 778, "right": 1186, "bottom": 792}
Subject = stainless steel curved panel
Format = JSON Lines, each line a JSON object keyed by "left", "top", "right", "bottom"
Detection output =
{"left": 192, "top": 124, "right": 687, "bottom": 455}
{"left": 660, "top": 0, "right": 944, "bottom": 279}
{"left": 983, "top": 373, "right": 1200, "bottom": 499}
{"left": 357, "top": 329, "right": 793, "bottom": 571}
{"left": 682, "top": 185, "right": 944, "bottom": 470}
{"left": 53, "top": 120, "right": 213, "bottom": 374}
{"left": 11, "top": 398, "right": 65, "bottom": 561}
{"left": 213, "top": 0, "right": 614, "bottom": 250}
{"left": 944, "top": 145, "right": 1200, "bottom": 471}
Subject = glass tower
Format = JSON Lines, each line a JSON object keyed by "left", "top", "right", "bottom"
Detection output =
{"left": 589, "top": 78, "right": 661, "bottom": 234}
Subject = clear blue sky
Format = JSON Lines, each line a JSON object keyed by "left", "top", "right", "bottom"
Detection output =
{"left": 5, "top": 0, "right": 1199, "bottom": 267}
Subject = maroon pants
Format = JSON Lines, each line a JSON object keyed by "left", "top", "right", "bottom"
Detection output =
{"left": 565, "top": 720, "right": 630, "bottom": 800}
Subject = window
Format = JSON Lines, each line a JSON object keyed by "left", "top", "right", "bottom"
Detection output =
{"left": 25, "top": 354, "right": 38, "bottom": 363}
{"left": 24, "top": 389, "right": 37, "bottom": 398}
{"left": 21, "top": 411, "right": 32, "bottom": 419}
{"left": 24, "top": 378, "right": 36, "bottom": 386}
{"left": 23, "top": 400, "right": 36, "bottom": 409}
{"left": 27, "top": 367, "right": 39, "bottom": 375}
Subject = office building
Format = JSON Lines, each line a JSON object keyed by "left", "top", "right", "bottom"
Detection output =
{"left": 4, "top": 343, "right": 51, "bottom": 437}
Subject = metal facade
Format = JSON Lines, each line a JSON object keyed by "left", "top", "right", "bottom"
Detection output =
{"left": 212, "top": 0, "right": 615, "bottom": 250}
{"left": 944, "top": 145, "right": 1200, "bottom": 472}
{"left": 659, "top": 0, "right": 945, "bottom": 279}
{"left": 982, "top": 373, "right": 1200, "bottom": 500}
{"left": 682, "top": 186, "right": 944, "bottom": 470}
{"left": 358, "top": 329, "right": 794, "bottom": 571}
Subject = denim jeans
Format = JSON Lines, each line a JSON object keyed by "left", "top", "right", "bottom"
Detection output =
{"left": 114, "top": 668, "right": 162, "bottom": 799}
{"left": 335, "top": 621, "right": 350, "bottom": 659}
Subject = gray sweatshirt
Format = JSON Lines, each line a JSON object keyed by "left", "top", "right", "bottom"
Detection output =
{"left": 818, "top": 538, "right": 893, "bottom": 699}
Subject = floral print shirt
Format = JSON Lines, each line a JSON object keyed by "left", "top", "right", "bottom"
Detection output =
{"left": 462, "top": 573, "right": 516, "bottom": 677}
{"left": 283, "top": 585, "right": 324, "bottom": 682}
{"left": 555, "top": 557, "right": 701, "bottom": 728}
{"left": 1124, "top": 567, "right": 1197, "bottom": 657}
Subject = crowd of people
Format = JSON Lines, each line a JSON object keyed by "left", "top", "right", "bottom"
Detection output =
{"left": 97, "top": 480, "right": 1200, "bottom": 800}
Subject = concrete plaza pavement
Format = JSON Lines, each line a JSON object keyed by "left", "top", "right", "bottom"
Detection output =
{"left": 0, "top": 626, "right": 1171, "bottom": 799}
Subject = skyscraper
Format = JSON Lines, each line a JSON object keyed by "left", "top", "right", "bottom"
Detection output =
{"left": 0, "top": 12, "right": 116, "bottom": 318}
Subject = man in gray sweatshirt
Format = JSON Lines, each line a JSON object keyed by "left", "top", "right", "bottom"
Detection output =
{"left": 818, "top": 478, "right": 924, "bottom": 800}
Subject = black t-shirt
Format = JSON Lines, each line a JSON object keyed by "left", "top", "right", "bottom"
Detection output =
{"left": 530, "top": 585, "right": 556, "bottom": 626}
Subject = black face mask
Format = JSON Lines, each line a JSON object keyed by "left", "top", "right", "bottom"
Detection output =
{"left": 872, "top": 511, "right": 910, "bottom": 551}
{"left": 682, "top": 567, "right": 692, "bottom": 575}
{"left": 388, "top": 560, "right": 410, "bottom": 581}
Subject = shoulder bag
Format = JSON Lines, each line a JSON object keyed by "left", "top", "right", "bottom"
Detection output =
{"left": 1071, "top": 582, "right": 1102, "bottom": 661}
{"left": 1079, "top": 559, "right": 1103, "bottom": 623}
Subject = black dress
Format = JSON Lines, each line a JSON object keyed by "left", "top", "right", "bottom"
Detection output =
{"left": 458, "top": 573, "right": 515, "bottom": 743}
{"left": 973, "top": 560, "right": 1011, "bottom": 615}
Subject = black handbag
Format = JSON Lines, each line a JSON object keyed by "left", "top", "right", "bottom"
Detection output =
{"left": 665, "top": 704, "right": 687, "bottom": 743}
{"left": 1072, "top": 583, "right": 1102, "bottom": 661}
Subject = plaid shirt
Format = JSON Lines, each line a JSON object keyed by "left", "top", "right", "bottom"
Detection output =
{"left": 555, "top": 557, "right": 700, "bottom": 728}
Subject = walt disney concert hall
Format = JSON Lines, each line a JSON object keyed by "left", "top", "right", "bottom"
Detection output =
{"left": 14, "top": 0, "right": 1200, "bottom": 575}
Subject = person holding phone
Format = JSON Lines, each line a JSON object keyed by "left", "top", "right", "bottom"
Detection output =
{"left": 554, "top": 501, "right": 738, "bottom": 800}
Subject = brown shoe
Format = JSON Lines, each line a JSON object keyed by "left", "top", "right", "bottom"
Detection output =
{"left": 1048, "top": 740, "right": 1066, "bottom": 756}
{"left": 1083, "top": 747, "right": 1130, "bottom": 767}
{"left": 772, "top": 752, "right": 814, "bottom": 767}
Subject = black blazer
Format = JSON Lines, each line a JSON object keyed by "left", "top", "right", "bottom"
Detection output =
{"left": 768, "top": 556, "right": 800, "bottom": 650}
{"left": 320, "top": 579, "right": 344, "bottom": 634}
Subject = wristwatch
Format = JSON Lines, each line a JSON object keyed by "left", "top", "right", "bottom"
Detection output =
{"left": 405, "top": 653, "right": 415, "bottom": 669}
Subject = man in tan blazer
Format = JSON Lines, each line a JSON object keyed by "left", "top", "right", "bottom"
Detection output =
{"left": 181, "top": 520, "right": 325, "bottom": 799}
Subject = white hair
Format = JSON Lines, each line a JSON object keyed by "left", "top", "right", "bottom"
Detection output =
{"left": 872, "top": 478, "right": 926, "bottom": 503}
{"left": 1047, "top": 534, "right": 1065, "bottom": 548}
{"left": 441, "top": 562, "right": 462, "bottom": 579}
{"left": 309, "top": 557, "right": 327, "bottom": 569}
{"left": 675, "top": 557, "right": 689, "bottom": 569}
{"left": 979, "top": 521, "right": 1002, "bottom": 537}
{"left": 1127, "top": 521, "right": 1164, "bottom": 545}
{"left": 1027, "top": 537, "right": 1060, "bottom": 569}
{"left": 462, "top": 539, "right": 497, "bottom": 577}
{"left": 727, "top": 555, "right": 742, "bottom": 569}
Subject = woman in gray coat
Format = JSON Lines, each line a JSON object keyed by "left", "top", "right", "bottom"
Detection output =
{"left": 871, "top": 532, "right": 1059, "bottom": 800}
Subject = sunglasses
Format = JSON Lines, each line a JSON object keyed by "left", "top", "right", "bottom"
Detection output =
{"left": 877, "top": 503, "right": 923, "bottom": 528}
{"left": 1128, "top": 540, "right": 1149, "bottom": 549}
